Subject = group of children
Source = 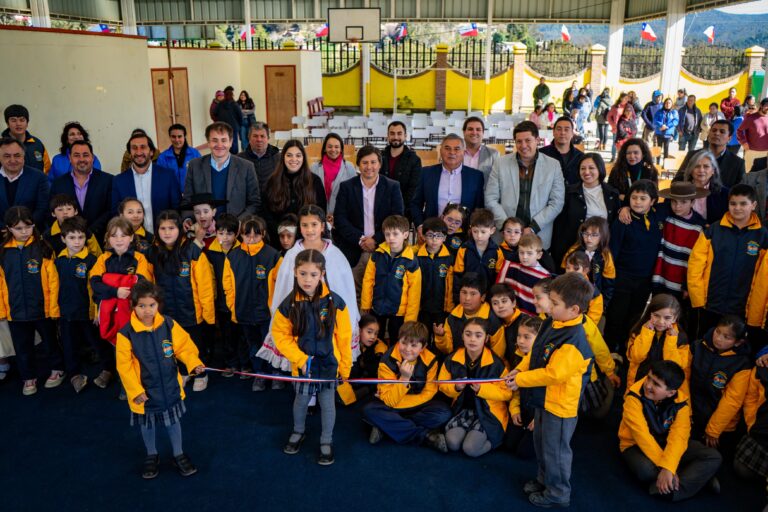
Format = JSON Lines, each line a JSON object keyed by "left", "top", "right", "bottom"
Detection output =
{"left": 4, "top": 168, "right": 768, "bottom": 508}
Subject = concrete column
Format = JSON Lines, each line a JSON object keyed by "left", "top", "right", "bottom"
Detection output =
{"left": 361, "top": 43, "right": 371, "bottom": 115}
{"left": 605, "top": 0, "right": 625, "bottom": 95}
{"left": 435, "top": 44, "right": 448, "bottom": 112}
{"left": 659, "top": 0, "right": 686, "bottom": 97}
{"left": 244, "top": 0, "right": 252, "bottom": 50}
{"left": 745, "top": 46, "right": 766, "bottom": 98}
{"left": 29, "top": 0, "right": 51, "bottom": 28}
{"left": 589, "top": 44, "right": 606, "bottom": 95}
{"left": 120, "top": 0, "right": 138, "bottom": 36}
{"left": 510, "top": 42, "right": 527, "bottom": 113}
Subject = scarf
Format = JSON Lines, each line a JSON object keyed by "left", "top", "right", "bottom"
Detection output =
{"left": 321, "top": 155, "right": 343, "bottom": 203}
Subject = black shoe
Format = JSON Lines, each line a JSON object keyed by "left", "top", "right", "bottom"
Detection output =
{"left": 523, "top": 480, "right": 546, "bottom": 495}
{"left": 317, "top": 444, "right": 335, "bottom": 465}
{"left": 173, "top": 453, "right": 198, "bottom": 477}
{"left": 283, "top": 432, "right": 305, "bottom": 455}
{"left": 141, "top": 454, "right": 159, "bottom": 479}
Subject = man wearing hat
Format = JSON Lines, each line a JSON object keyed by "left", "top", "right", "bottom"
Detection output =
{"left": 651, "top": 181, "right": 708, "bottom": 299}
{"left": 2, "top": 104, "right": 50, "bottom": 174}
{"left": 180, "top": 193, "right": 228, "bottom": 249}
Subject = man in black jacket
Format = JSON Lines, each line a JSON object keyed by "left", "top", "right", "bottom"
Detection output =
{"left": 238, "top": 122, "right": 280, "bottom": 203}
{"left": 214, "top": 86, "right": 243, "bottom": 154}
{"left": 675, "top": 120, "right": 745, "bottom": 188}
{"left": 677, "top": 95, "right": 703, "bottom": 152}
{"left": 380, "top": 121, "right": 421, "bottom": 219}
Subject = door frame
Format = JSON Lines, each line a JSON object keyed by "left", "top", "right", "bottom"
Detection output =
{"left": 264, "top": 65, "right": 297, "bottom": 131}
{"left": 150, "top": 67, "right": 192, "bottom": 148}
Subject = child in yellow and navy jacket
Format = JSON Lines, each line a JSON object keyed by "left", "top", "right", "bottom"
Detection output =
{"left": 452, "top": 208, "right": 503, "bottom": 305}
{"left": 626, "top": 294, "right": 689, "bottom": 393}
{"left": 506, "top": 273, "right": 594, "bottom": 507}
{"left": 338, "top": 314, "right": 387, "bottom": 405}
{"left": 204, "top": 213, "right": 242, "bottom": 376}
{"left": 147, "top": 211, "right": 215, "bottom": 392}
{"left": 441, "top": 203, "right": 468, "bottom": 262}
{"left": 55, "top": 216, "right": 102, "bottom": 393}
{"left": 619, "top": 360, "right": 722, "bottom": 501}
{"left": 222, "top": 215, "right": 280, "bottom": 392}
{"left": 362, "top": 215, "right": 421, "bottom": 344}
{"left": 118, "top": 197, "right": 153, "bottom": 254}
{"left": 506, "top": 315, "right": 542, "bottom": 458}
{"left": 0, "top": 206, "right": 62, "bottom": 396}
{"left": 687, "top": 315, "right": 752, "bottom": 450}
{"left": 272, "top": 249, "right": 352, "bottom": 466}
{"left": 439, "top": 317, "right": 512, "bottom": 457}
{"left": 434, "top": 273, "right": 502, "bottom": 357}
{"left": 734, "top": 364, "right": 768, "bottom": 480}
{"left": 362, "top": 321, "right": 451, "bottom": 450}
{"left": 565, "top": 250, "right": 603, "bottom": 326}
{"left": 488, "top": 283, "right": 525, "bottom": 364}
{"left": 44, "top": 194, "right": 102, "bottom": 257}
{"left": 116, "top": 281, "right": 204, "bottom": 480}
{"left": 415, "top": 217, "right": 453, "bottom": 342}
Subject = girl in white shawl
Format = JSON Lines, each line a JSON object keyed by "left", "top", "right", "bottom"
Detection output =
{"left": 258, "top": 205, "right": 360, "bottom": 371}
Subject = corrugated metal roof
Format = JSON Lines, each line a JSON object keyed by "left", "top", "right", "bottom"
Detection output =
{"left": 48, "top": 0, "right": 121, "bottom": 21}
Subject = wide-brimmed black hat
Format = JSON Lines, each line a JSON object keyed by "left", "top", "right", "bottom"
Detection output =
{"left": 658, "top": 181, "right": 710, "bottom": 200}
{"left": 179, "top": 193, "right": 228, "bottom": 209}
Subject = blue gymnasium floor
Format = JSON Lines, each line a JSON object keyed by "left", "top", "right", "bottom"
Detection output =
{"left": 1, "top": 369, "right": 764, "bottom": 512}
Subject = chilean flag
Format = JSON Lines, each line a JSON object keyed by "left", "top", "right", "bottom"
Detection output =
{"left": 458, "top": 23, "right": 478, "bottom": 37}
{"left": 239, "top": 24, "right": 255, "bottom": 40}
{"left": 315, "top": 23, "right": 329, "bottom": 38}
{"left": 88, "top": 23, "right": 110, "bottom": 33}
{"left": 561, "top": 25, "right": 571, "bottom": 42}
{"left": 703, "top": 26, "right": 715, "bottom": 43}
{"left": 395, "top": 23, "right": 407, "bottom": 41}
{"left": 641, "top": 22, "right": 657, "bottom": 42}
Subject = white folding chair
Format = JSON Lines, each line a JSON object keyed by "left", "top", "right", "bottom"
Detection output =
{"left": 273, "top": 131, "right": 292, "bottom": 146}
{"left": 309, "top": 128, "right": 329, "bottom": 141}
{"left": 291, "top": 128, "right": 309, "bottom": 144}
{"left": 291, "top": 116, "right": 306, "bottom": 127}
{"left": 328, "top": 118, "right": 347, "bottom": 129}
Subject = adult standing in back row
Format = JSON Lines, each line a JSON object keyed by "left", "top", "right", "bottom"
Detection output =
{"left": 214, "top": 86, "right": 243, "bottom": 154}
{"left": 380, "top": 121, "right": 421, "bottom": 218}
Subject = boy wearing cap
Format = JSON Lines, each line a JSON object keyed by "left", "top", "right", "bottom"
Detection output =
{"left": 2, "top": 104, "right": 50, "bottom": 173}
{"left": 652, "top": 182, "right": 708, "bottom": 299}
{"left": 181, "top": 193, "right": 228, "bottom": 249}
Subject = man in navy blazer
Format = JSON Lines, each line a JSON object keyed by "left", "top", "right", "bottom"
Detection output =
{"left": 50, "top": 140, "right": 112, "bottom": 240}
{"left": 0, "top": 137, "right": 49, "bottom": 228}
{"left": 334, "top": 146, "right": 404, "bottom": 276}
{"left": 111, "top": 132, "right": 181, "bottom": 234}
{"left": 410, "top": 134, "right": 484, "bottom": 231}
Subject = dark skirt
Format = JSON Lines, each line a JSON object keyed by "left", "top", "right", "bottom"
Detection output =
{"left": 130, "top": 401, "right": 186, "bottom": 428}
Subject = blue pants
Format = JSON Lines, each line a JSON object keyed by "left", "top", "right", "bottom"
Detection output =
{"left": 679, "top": 132, "right": 698, "bottom": 152}
{"left": 229, "top": 128, "right": 240, "bottom": 154}
{"left": 9, "top": 319, "right": 62, "bottom": 380}
{"left": 533, "top": 408, "right": 578, "bottom": 505}
{"left": 363, "top": 399, "right": 451, "bottom": 444}
{"left": 243, "top": 323, "right": 269, "bottom": 373}
{"left": 59, "top": 318, "right": 104, "bottom": 375}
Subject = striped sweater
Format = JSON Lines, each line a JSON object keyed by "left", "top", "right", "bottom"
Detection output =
{"left": 496, "top": 260, "right": 551, "bottom": 316}
{"left": 652, "top": 210, "right": 706, "bottom": 294}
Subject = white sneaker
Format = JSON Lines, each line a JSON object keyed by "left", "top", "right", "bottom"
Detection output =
{"left": 23, "top": 379, "right": 37, "bottom": 396}
{"left": 45, "top": 370, "right": 65, "bottom": 388}
{"left": 192, "top": 374, "right": 208, "bottom": 392}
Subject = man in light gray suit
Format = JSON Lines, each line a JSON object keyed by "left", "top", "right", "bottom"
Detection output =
{"left": 485, "top": 120, "right": 565, "bottom": 250}
{"left": 463, "top": 116, "right": 499, "bottom": 186}
{"left": 183, "top": 122, "right": 261, "bottom": 220}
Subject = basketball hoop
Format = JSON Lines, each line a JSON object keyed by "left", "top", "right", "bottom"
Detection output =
{"left": 348, "top": 37, "right": 361, "bottom": 45}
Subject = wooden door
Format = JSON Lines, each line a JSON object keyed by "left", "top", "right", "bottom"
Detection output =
{"left": 151, "top": 69, "right": 173, "bottom": 150}
{"left": 170, "top": 69, "right": 192, "bottom": 146}
{"left": 265, "top": 65, "right": 296, "bottom": 132}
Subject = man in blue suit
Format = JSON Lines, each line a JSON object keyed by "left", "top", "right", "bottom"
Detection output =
{"left": 111, "top": 132, "right": 181, "bottom": 234}
{"left": 410, "top": 133, "right": 484, "bottom": 234}
{"left": 334, "top": 145, "right": 404, "bottom": 288}
{"left": 0, "top": 137, "right": 49, "bottom": 228}
{"left": 50, "top": 140, "right": 112, "bottom": 240}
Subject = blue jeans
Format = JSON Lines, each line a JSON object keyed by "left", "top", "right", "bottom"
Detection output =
{"left": 363, "top": 399, "right": 451, "bottom": 444}
{"left": 229, "top": 128, "right": 240, "bottom": 154}
{"left": 679, "top": 132, "right": 698, "bottom": 152}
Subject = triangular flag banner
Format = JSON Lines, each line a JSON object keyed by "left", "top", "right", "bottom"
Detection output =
{"left": 641, "top": 22, "right": 657, "bottom": 42}
{"left": 458, "top": 23, "right": 478, "bottom": 37}
{"left": 703, "top": 26, "right": 715, "bottom": 44}
{"left": 315, "top": 24, "right": 328, "bottom": 38}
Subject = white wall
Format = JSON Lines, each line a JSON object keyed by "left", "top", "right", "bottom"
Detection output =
{"left": 0, "top": 26, "right": 154, "bottom": 173}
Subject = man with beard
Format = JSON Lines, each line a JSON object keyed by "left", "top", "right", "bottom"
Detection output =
{"left": 111, "top": 132, "right": 181, "bottom": 234}
{"left": 50, "top": 140, "right": 113, "bottom": 241}
{"left": 381, "top": 121, "right": 421, "bottom": 218}
{"left": 462, "top": 116, "right": 499, "bottom": 186}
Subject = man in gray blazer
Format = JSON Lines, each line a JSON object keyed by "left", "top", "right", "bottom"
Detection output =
{"left": 485, "top": 121, "right": 565, "bottom": 250}
{"left": 184, "top": 122, "right": 261, "bottom": 219}
{"left": 463, "top": 116, "right": 499, "bottom": 186}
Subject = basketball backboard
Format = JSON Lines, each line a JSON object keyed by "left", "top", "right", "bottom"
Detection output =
{"left": 328, "top": 8, "right": 381, "bottom": 43}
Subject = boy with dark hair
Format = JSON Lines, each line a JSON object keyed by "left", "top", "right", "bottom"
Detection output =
{"left": 606, "top": 179, "right": 665, "bottom": 352}
{"left": 488, "top": 283, "right": 524, "bottom": 363}
{"left": 565, "top": 250, "right": 603, "bottom": 325}
{"left": 55, "top": 216, "right": 103, "bottom": 393}
{"left": 362, "top": 321, "right": 451, "bottom": 451}
{"left": 452, "top": 208, "right": 503, "bottom": 304}
{"left": 362, "top": 215, "right": 422, "bottom": 344}
{"left": 44, "top": 194, "right": 101, "bottom": 257}
{"left": 690, "top": 184, "right": 768, "bottom": 339}
{"left": 434, "top": 272, "right": 501, "bottom": 356}
{"left": 205, "top": 213, "right": 242, "bottom": 376}
{"left": 507, "top": 272, "right": 594, "bottom": 507}
{"left": 415, "top": 217, "right": 453, "bottom": 341}
{"left": 496, "top": 233, "right": 551, "bottom": 316}
{"left": 619, "top": 360, "right": 722, "bottom": 501}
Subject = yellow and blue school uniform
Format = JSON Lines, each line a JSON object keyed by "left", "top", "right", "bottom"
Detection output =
{"left": 435, "top": 302, "right": 503, "bottom": 357}
{"left": 361, "top": 242, "right": 422, "bottom": 322}
{"left": 44, "top": 220, "right": 102, "bottom": 258}
{"left": 222, "top": 241, "right": 279, "bottom": 325}
{"left": 90, "top": 248, "right": 153, "bottom": 302}
{"left": 133, "top": 226, "right": 154, "bottom": 255}
{"left": 626, "top": 323, "right": 689, "bottom": 393}
{"left": 452, "top": 238, "right": 503, "bottom": 303}
{"left": 415, "top": 243, "right": 453, "bottom": 316}
{"left": 338, "top": 338, "right": 388, "bottom": 405}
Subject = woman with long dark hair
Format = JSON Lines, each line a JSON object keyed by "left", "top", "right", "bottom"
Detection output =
{"left": 49, "top": 122, "right": 102, "bottom": 182}
{"left": 607, "top": 138, "right": 658, "bottom": 202}
{"left": 263, "top": 140, "right": 326, "bottom": 245}
{"left": 237, "top": 90, "right": 256, "bottom": 152}
{"left": 310, "top": 133, "right": 357, "bottom": 219}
